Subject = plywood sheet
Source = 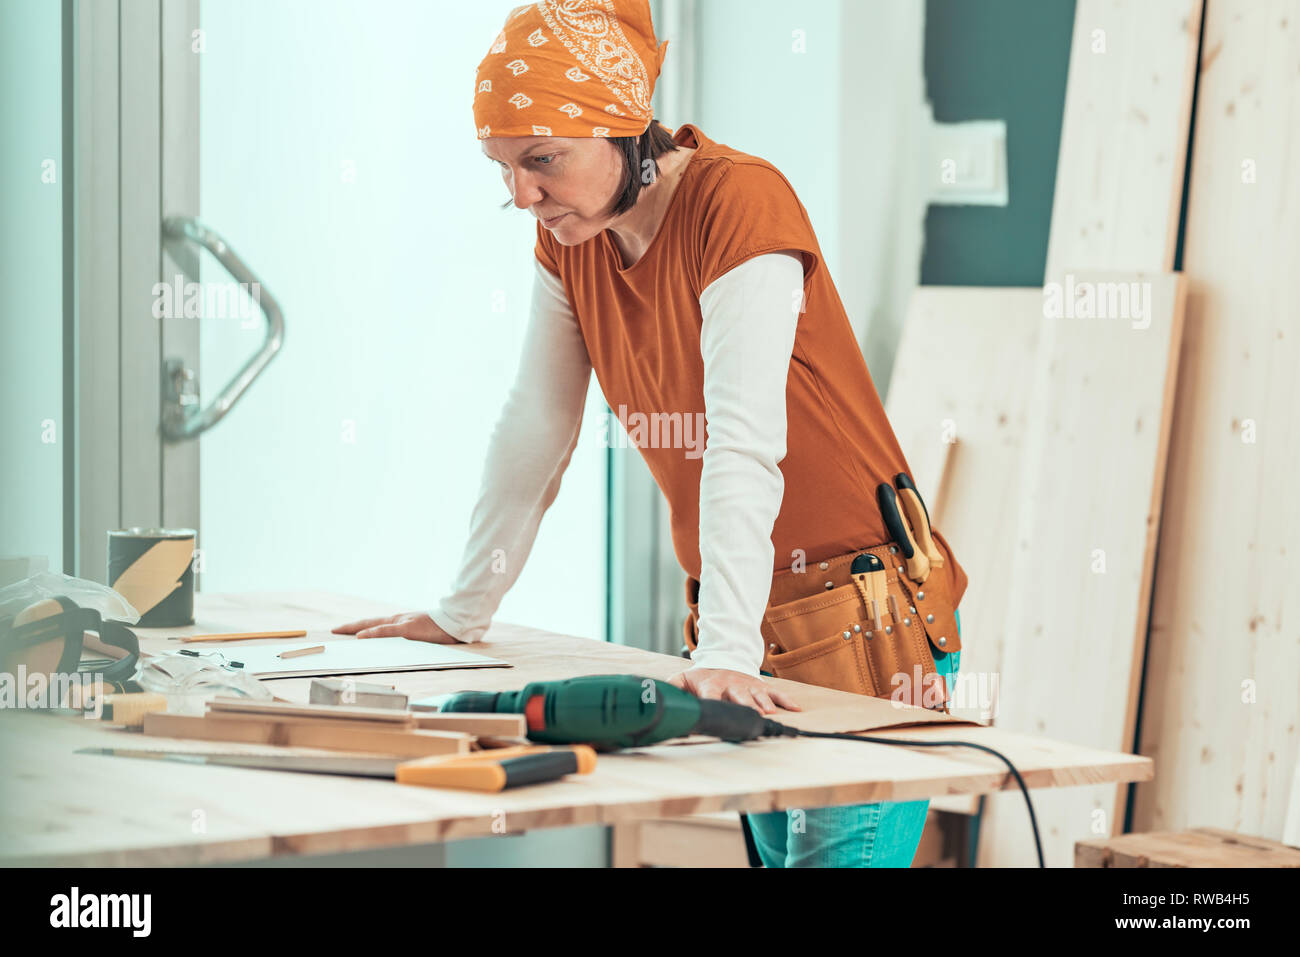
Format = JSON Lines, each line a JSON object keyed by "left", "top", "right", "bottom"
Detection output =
{"left": 978, "top": 272, "right": 1186, "bottom": 866}
{"left": 886, "top": 287, "right": 1042, "bottom": 740}
{"left": 1133, "top": 0, "right": 1300, "bottom": 842}
{"left": 1044, "top": 0, "right": 1203, "bottom": 278}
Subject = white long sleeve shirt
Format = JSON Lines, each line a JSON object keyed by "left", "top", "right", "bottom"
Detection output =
{"left": 430, "top": 251, "right": 805, "bottom": 677}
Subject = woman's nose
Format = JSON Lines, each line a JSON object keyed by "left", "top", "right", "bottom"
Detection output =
{"left": 511, "top": 171, "right": 543, "bottom": 210}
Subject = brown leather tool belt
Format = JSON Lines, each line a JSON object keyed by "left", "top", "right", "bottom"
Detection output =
{"left": 682, "top": 537, "right": 961, "bottom": 711}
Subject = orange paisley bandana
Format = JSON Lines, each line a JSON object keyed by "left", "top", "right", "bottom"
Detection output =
{"left": 473, "top": 0, "right": 669, "bottom": 140}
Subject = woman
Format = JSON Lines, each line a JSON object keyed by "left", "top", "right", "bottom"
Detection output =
{"left": 335, "top": 0, "right": 968, "bottom": 868}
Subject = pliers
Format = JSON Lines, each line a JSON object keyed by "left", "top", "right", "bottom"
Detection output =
{"left": 876, "top": 472, "right": 945, "bottom": 584}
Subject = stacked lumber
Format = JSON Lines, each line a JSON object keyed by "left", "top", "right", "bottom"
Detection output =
{"left": 140, "top": 697, "right": 527, "bottom": 759}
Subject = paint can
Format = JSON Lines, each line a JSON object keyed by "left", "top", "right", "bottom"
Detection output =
{"left": 107, "top": 528, "right": 196, "bottom": 627}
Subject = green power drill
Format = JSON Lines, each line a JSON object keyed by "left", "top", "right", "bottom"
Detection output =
{"left": 439, "top": 674, "right": 1049, "bottom": 867}
{"left": 438, "top": 674, "right": 797, "bottom": 749}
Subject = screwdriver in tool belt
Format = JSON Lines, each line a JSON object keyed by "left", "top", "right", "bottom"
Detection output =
{"left": 850, "top": 552, "right": 888, "bottom": 630}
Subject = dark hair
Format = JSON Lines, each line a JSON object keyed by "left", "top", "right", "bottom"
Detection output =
{"left": 498, "top": 118, "right": 680, "bottom": 215}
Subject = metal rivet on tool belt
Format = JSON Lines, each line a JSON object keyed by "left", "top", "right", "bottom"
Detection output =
{"left": 903, "top": 617, "right": 911, "bottom": 626}
{"left": 852, "top": 624, "right": 861, "bottom": 633}
{"left": 819, "top": 561, "right": 829, "bottom": 570}
{"left": 909, "top": 605, "right": 916, "bottom": 613}
{"left": 884, "top": 625, "right": 893, "bottom": 634}
{"left": 769, "top": 643, "right": 777, "bottom": 651}
{"left": 889, "top": 545, "right": 898, "bottom": 554}
{"left": 842, "top": 631, "right": 852, "bottom": 640}
{"left": 917, "top": 591, "right": 925, "bottom": 600}
{"left": 897, "top": 566, "right": 905, "bottom": 574}
{"left": 926, "top": 614, "right": 935, "bottom": 624}
{"left": 938, "top": 636, "right": 947, "bottom": 647}
{"left": 825, "top": 581, "right": 833, "bottom": 589}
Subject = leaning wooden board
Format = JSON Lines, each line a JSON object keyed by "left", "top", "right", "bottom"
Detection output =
{"left": 1133, "top": 0, "right": 1300, "bottom": 841}
{"left": 972, "top": 0, "right": 1203, "bottom": 867}
{"left": 0, "top": 591, "right": 1150, "bottom": 866}
{"left": 884, "top": 287, "right": 1042, "bottom": 814}
{"left": 977, "top": 273, "right": 1186, "bottom": 867}
{"left": 1043, "top": 0, "right": 1203, "bottom": 279}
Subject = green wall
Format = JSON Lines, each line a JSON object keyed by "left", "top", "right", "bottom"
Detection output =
{"left": 921, "top": 0, "right": 1075, "bottom": 286}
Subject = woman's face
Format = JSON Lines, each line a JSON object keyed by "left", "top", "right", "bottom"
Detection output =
{"left": 482, "top": 136, "right": 625, "bottom": 246}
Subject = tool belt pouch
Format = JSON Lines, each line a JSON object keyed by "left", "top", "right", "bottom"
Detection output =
{"left": 685, "top": 541, "right": 960, "bottom": 712}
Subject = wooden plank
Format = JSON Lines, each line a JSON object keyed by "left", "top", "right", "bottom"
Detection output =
{"left": 978, "top": 272, "right": 1186, "bottom": 866}
{"left": 636, "top": 817, "right": 749, "bottom": 868}
{"left": 207, "top": 696, "right": 414, "bottom": 725}
{"left": 912, "top": 808, "right": 957, "bottom": 868}
{"left": 310, "top": 677, "right": 407, "bottom": 710}
{"left": 209, "top": 711, "right": 420, "bottom": 735}
{"left": 413, "top": 714, "right": 527, "bottom": 737}
{"left": 610, "top": 823, "right": 642, "bottom": 868}
{"left": 886, "top": 287, "right": 1044, "bottom": 813}
{"left": 1133, "top": 0, "right": 1300, "bottom": 843}
{"left": 1076, "top": 827, "right": 1300, "bottom": 868}
{"left": 1044, "top": 0, "right": 1203, "bottom": 278}
{"left": 143, "top": 712, "right": 470, "bottom": 758}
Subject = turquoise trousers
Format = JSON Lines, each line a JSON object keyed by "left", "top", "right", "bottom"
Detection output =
{"left": 749, "top": 607, "right": 962, "bottom": 868}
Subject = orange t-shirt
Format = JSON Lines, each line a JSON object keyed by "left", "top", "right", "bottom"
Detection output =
{"left": 535, "top": 122, "right": 968, "bottom": 610}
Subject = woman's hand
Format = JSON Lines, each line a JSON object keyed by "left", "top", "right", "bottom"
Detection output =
{"left": 667, "top": 667, "right": 802, "bottom": 715}
{"left": 330, "top": 612, "right": 459, "bottom": 644}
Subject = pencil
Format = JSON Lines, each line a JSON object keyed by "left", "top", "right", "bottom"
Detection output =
{"left": 278, "top": 644, "right": 326, "bottom": 660}
{"left": 179, "top": 630, "right": 308, "bottom": 643}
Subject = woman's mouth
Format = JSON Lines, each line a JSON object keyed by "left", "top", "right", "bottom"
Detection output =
{"left": 542, "top": 213, "right": 569, "bottom": 227}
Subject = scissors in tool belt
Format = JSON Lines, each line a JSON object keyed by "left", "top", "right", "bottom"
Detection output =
{"left": 875, "top": 472, "right": 945, "bottom": 584}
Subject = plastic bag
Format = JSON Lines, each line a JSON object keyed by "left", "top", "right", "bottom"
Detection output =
{"left": 0, "top": 571, "right": 140, "bottom": 625}
{"left": 137, "top": 650, "right": 273, "bottom": 714}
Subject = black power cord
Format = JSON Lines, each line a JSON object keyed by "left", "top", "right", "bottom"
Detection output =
{"left": 764, "top": 721, "right": 1045, "bottom": 868}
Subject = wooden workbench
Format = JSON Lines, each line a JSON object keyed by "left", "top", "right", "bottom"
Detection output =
{"left": 0, "top": 592, "right": 1151, "bottom": 866}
